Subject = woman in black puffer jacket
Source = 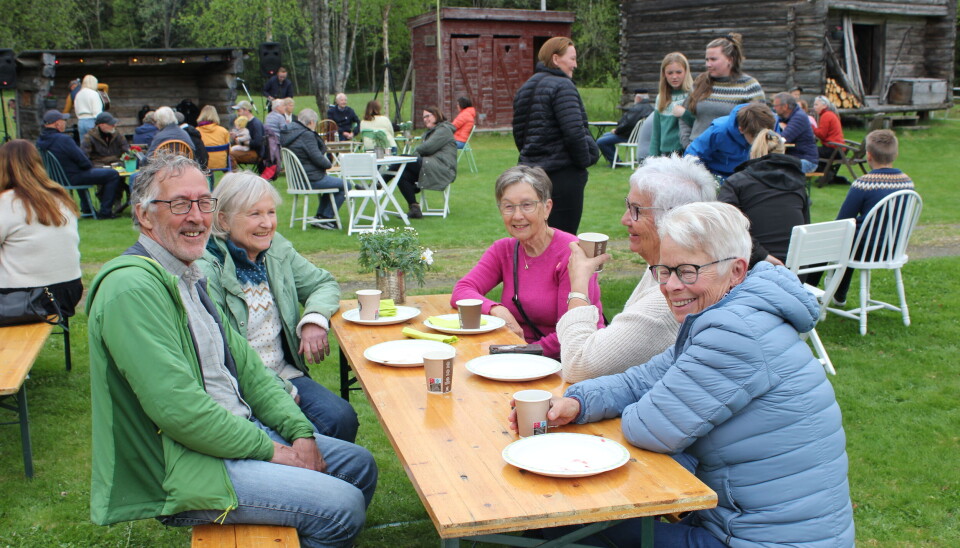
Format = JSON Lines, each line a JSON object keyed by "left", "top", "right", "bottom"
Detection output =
{"left": 512, "top": 37, "right": 599, "bottom": 235}
{"left": 719, "top": 129, "right": 810, "bottom": 266}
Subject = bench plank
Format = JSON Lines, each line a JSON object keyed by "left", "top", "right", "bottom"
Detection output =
{"left": 191, "top": 524, "right": 300, "bottom": 548}
{"left": 0, "top": 322, "right": 55, "bottom": 396}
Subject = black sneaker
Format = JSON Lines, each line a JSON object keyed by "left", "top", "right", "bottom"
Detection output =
{"left": 408, "top": 204, "right": 423, "bottom": 219}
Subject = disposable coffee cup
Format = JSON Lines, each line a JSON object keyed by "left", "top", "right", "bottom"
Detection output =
{"left": 514, "top": 389, "right": 553, "bottom": 437}
{"left": 456, "top": 298, "right": 483, "bottom": 330}
{"left": 356, "top": 289, "right": 382, "bottom": 321}
{"left": 423, "top": 348, "right": 456, "bottom": 394}
{"left": 578, "top": 232, "right": 609, "bottom": 273}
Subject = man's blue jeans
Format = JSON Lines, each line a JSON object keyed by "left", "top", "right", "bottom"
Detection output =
{"left": 290, "top": 376, "right": 359, "bottom": 443}
{"left": 160, "top": 420, "right": 378, "bottom": 548}
{"left": 597, "top": 131, "right": 626, "bottom": 164}
{"left": 310, "top": 174, "right": 345, "bottom": 219}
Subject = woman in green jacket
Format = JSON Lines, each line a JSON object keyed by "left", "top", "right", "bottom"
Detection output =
{"left": 198, "top": 172, "right": 358, "bottom": 442}
{"left": 396, "top": 106, "right": 457, "bottom": 218}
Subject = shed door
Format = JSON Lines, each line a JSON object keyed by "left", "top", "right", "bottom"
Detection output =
{"left": 492, "top": 37, "right": 523, "bottom": 127}
{"left": 451, "top": 36, "right": 480, "bottom": 123}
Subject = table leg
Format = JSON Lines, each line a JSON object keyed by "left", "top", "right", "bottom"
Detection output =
{"left": 339, "top": 348, "right": 351, "bottom": 401}
{"left": 441, "top": 539, "right": 459, "bottom": 548}
{"left": 17, "top": 385, "right": 33, "bottom": 478}
{"left": 377, "top": 163, "right": 411, "bottom": 226}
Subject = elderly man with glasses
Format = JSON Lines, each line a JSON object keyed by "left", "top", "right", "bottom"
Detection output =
{"left": 556, "top": 154, "right": 717, "bottom": 383}
{"left": 85, "top": 153, "right": 377, "bottom": 547}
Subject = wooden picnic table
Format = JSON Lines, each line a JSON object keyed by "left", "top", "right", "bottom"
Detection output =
{"left": 0, "top": 321, "right": 55, "bottom": 478}
{"left": 331, "top": 294, "right": 716, "bottom": 546}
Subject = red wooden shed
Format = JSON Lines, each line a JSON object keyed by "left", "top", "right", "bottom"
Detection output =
{"left": 407, "top": 8, "right": 574, "bottom": 130}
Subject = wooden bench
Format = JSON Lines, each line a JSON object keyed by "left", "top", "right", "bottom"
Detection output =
{"left": 191, "top": 524, "right": 300, "bottom": 547}
{"left": 0, "top": 321, "right": 55, "bottom": 478}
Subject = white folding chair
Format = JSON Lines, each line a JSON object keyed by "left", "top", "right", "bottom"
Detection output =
{"left": 785, "top": 219, "right": 856, "bottom": 375}
{"left": 457, "top": 125, "right": 477, "bottom": 173}
{"left": 339, "top": 153, "right": 384, "bottom": 235}
{"left": 419, "top": 185, "right": 451, "bottom": 218}
{"left": 611, "top": 119, "right": 644, "bottom": 169}
{"left": 826, "top": 189, "right": 923, "bottom": 335}
{"left": 280, "top": 148, "right": 341, "bottom": 231}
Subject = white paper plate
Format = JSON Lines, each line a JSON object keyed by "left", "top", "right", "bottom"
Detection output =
{"left": 362, "top": 339, "right": 455, "bottom": 367}
{"left": 423, "top": 314, "right": 506, "bottom": 335}
{"left": 342, "top": 306, "right": 421, "bottom": 326}
{"left": 502, "top": 433, "right": 630, "bottom": 478}
{"left": 465, "top": 354, "right": 561, "bottom": 382}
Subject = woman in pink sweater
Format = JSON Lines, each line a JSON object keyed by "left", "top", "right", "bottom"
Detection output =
{"left": 452, "top": 165, "right": 603, "bottom": 359}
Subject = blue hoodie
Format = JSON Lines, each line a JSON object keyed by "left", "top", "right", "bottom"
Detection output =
{"left": 684, "top": 102, "right": 751, "bottom": 179}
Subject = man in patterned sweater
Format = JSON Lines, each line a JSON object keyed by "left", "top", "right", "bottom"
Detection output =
{"left": 825, "top": 129, "right": 915, "bottom": 304}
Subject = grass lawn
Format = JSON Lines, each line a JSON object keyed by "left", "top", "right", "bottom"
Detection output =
{"left": 1, "top": 92, "right": 958, "bottom": 546}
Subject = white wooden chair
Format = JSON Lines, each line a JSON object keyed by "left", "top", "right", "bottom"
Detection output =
{"left": 457, "top": 125, "right": 477, "bottom": 173}
{"left": 826, "top": 189, "right": 923, "bottom": 335}
{"left": 280, "top": 147, "right": 341, "bottom": 231}
{"left": 339, "top": 153, "right": 384, "bottom": 235}
{"left": 419, "top": 184, "right": 451, "bottom": 218}
{"left": 611, "top": 119, "right": 644, "bottom": 169}
{"left": 785, "top": 219, "right": 857, "bottom": 375}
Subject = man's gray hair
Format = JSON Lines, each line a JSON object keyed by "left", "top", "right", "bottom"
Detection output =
{"left": 154, "top": 106, "right": 177, "bottom": 129}
{"left": 774, "top": 91, "right": 797, "bottom": 109}
{"left": 210, "top": 172, "right": 282, "bottom": 239}
{"left": 657, "top": 202, "right": 751, "bottom": 275}
{"left": 130, "top": 153, "right": 204, "bottom": 228}
{"left": 495, "top": 165, "right": 552, "bottom": 203}
{"left": 298, "top": 108, "right": 319, "bottom": 126}
{"left": 630, "top": 154, "right": 717, "bottom": 225}
{"left": 272, "top": 98, "right": 285, "bottom": 111}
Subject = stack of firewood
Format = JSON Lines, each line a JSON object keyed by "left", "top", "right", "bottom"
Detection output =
{"left": 824, "top": 78, "right": 862, "bottom": 108}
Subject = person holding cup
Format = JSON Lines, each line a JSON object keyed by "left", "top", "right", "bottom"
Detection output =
{"left": 197, "top": 171, "right": 359, "bottom": 443}
{"left": 557, "top": 154, "right": 715, "bottom": 383}
{"left": 452, "top": 165, "right": 603, "bottom": 360}
{"left": 517, "top": 202, "right": 854, "bottom": 547}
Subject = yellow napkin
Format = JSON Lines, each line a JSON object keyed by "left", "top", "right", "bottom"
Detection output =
{"left": 402, "top": 327, "right": 458, "bottom": 344}
{"left": 427, "top": 316, "right": 487, "bottom": 329}
{"left": 379, "top": 299, "right": 397, "bottom": 317}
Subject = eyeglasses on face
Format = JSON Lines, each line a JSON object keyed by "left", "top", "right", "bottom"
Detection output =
{"left": 648, "top": 257, "right": 736, "bottom": 285}
{"left": 499, "top": 200, "right": 541, "bottom": 216}
{"left": 150, "top": 198, "right": 218, "bottom": 215}
{"left": 624, "top": 197, "right": 663, "bottom": 221}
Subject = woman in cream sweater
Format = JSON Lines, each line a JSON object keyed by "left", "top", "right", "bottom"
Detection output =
{"left": 556, "top": 154, "right": 716, "bottom": 382}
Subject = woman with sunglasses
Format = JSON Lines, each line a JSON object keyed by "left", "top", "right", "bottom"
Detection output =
{"left": 557, "top": 154, "right": 715, "bottom": 383}
{"left": 451, "top": 165, "right": 603, "bottom": 360}
{"left": 518, "top": 202, "right": 854, "bottom": 547}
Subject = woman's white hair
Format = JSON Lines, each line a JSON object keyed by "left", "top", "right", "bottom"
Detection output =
{"left": 630, "top": 153, "right": 717, "bottom": 226}
{"left": 657, "top": 202, "right": 751, "bottom": 274}
{"left": 298, "top": 108, "right": 319, "bottom": 126}
{"left": 81, "top": 74, "right": 98, "bottom": 90}
{"left": 154, "top": 106, "right": 178, "bottom": 128}
{"left": 211, "top": 171, "right": 282, "bottom": 239}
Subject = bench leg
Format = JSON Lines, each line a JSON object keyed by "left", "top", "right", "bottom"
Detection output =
{"left": 17, "top": 385, "right": 34, "bottom": 478}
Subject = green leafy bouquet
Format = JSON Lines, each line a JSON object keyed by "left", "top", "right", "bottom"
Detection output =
{"left": 358, "top": 227, "right": 434, "bottom": 286}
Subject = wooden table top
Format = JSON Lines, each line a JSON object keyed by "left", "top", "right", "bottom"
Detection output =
{"left": 0, "top": 322, "right": 55, "bottom": 396}
{"left": 331, "top": 294, "right": 716, "bottom": 539}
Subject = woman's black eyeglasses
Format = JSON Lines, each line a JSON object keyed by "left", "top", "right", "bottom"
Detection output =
{"left": 648, "top": 258, "right": 736, "bottom": 285}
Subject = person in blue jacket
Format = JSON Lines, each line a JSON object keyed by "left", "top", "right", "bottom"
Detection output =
{"left": 684, "top": 102, "right": 774, "bottom": 180}
{"left": 513, "top": 202, "right": 854, "bottom": 548}
{"left": 773, "top": 92, "right": 818, "bottom": 173}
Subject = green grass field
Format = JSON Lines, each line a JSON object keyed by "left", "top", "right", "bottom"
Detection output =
{"left": 1, "top": 92, "right": 958, "bottom": 546}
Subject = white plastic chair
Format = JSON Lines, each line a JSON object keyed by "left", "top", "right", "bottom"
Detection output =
{"left": 280, "top": 148, "right": 341, "bottom": 231}
{"left": 785, "top": 219, "right": 856, "bottom": 375}
{"left": 457, "top": 125, "right": 477, "bottom": 173}
{"left": 339, "top": 153, "right": 384, "bottom": 235}
{"left": 611, "top": 119, "right": 644, "bottom": 169}
{"left": 419, "top": 184, "right": 451, "bottom": 218}
{"left": 826, "top": 189, "right": 922, "bottom": 335}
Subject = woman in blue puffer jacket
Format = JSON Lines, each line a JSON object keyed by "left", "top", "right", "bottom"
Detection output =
{"left": 517, "top": 202, "right": 854, "bottom": 547}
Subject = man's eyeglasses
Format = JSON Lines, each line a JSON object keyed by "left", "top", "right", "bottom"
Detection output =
{"left": 499, "top": 200, "right": 541, "bottom": 216}
{"left": 648, "top": 257, "right": 736, "bottom": 285}
{"left": 624, "top": 197, "right": 663, "bottom": 221}
{"left": 150, "top": 198, "right": 218, "bottom": 215}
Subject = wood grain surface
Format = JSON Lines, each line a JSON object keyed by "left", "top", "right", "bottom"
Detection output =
{"left": 0, "top": 322, "right": 54, "bottom": 396}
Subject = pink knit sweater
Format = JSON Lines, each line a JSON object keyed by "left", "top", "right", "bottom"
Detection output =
{"left": 451, "top": 230, "right": 604, "bottom": 359}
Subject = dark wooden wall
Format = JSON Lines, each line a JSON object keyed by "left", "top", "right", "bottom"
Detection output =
{"left": 409, "top": 8, "right": 573, "bottom": 129}
{"left": 15, "top": 49, "right": 246, "bottom": 141}
{"left": 621, "top": 0, "right": 954, "bottom": 105}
